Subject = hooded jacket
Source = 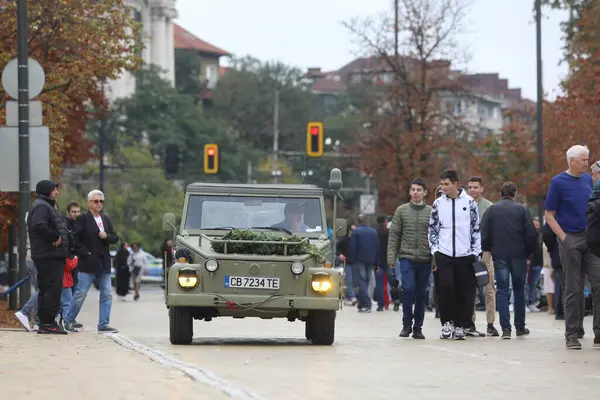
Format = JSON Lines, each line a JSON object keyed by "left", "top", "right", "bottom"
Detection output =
{"left": 27, "top": 195, "right": 70, "bottom": 261}
{"left": 428, "top": 189, "right": 481, "bottom": 258}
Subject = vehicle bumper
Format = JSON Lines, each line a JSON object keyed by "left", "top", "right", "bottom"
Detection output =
{"left": 167, "top": 293, "right": 341, "bottom": 310}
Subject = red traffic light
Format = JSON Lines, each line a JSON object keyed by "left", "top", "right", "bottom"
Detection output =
{"left": 310, "top": 126, "right": 320, "bottom": 135}
{"left": 207, "top": 147, "right": 216, "bottom": 156}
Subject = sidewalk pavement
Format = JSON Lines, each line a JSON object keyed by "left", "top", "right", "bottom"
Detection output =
{"left": 0, "top": 330, "right": 230, "bottom": 400}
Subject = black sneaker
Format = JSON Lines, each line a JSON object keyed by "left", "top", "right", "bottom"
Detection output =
{"left": 399, "top": 325, "right": 412, "bottom": 337}
{"left": 393, "top": 303, "right": 400, "bottom": 312}
{"left": 465, "top": 326, "right": 485, "bottom": 337}
{"left": 566, "top": 336, "right": 582, "bottom": 350}
{"left": 412, "top": 328, "right": 425, "bottom": 339}
{"left": 594, "top": 336, "right": 600, "bottom": 348}
{"left": 501, "top": 328, "right": 511, "bottom": 339}
{"left": 376, "top": 306, "right": 384, "bottom": 312}
{"left": 37, "top": 323, "right": 68, "bottom": 335}
{"left": 73, "top": 321, "right": 83, "bottom": 329}
{"left": 555, "top": 314, "right": 565, "bottom": 320}
{"left": 487, "top": 325, "right": 499, "bottom": 337}
{"left": 98, "top": 326, "right": 119, "bottom": 333}
{"left": 578, "top": 327, "right": 585, "bottom": 339}
{"left": 516, "top": 328, "right": 530, "bottom": 338}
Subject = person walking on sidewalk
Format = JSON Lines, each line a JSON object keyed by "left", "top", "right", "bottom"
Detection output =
{"left": 14, "top": 212, "right": 40, "bottom": 332}
{"left": 64, "top": 190, "right": 120, "bottom": 333}
{"left": 387, "top": 178, "right": 432, "bottom": 339}
{"left": 27, "top": 180, "right": 70, "bottom": 334}
{"left": 349, "top": 215, "right": 380, "bottom": 313}
{"left": 428, "top": 170, "right": 481, "bottom": 340}
{"left": 466, "top": 176, "right": 498, "bottom": 337}
{"left": 374, "top": 215, "right": 390, "bottom": 311}
{"left": 481, "top": 182, "right": 537, "bottom": 339}
{"left": 545, "top": 145, "right": 600, "bottom": 350}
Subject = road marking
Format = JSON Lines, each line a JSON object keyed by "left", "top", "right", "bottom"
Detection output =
{"left": 106, "top": 333, "right": 265, "bottom": 400}
{"left": 420, "top": 344, "right": 522, "bottom": 365}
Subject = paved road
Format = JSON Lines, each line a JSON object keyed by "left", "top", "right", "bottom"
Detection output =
{"left": 74, "top": 287, "right": 600, "bottom": 400}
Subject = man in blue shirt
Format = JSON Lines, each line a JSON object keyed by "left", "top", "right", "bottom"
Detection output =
{"left": 349, "top": 215, "right": 380, "bottom": 313}
{"left": 545, "top": 144, "right": 600, "bottom": 350}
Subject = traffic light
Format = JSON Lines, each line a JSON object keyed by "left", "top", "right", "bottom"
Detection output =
{"left": 204, "top": 144, "right": 219, "bottom": 174}
{"left": 306, "top": 122, "right": 323, "bottom": 157}
{"left": 164, "top": 144, "right": 180, "bottom": 175}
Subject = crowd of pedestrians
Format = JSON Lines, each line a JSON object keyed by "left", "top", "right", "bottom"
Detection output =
{"left": 337, "top": 144, "right": 600, "bottom": 350}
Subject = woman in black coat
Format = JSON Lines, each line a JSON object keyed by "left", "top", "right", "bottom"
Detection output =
{"left": 114, "top": 242, "right": 130, "bottom": 299}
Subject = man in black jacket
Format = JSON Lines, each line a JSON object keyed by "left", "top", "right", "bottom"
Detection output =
{"left": 63, "top": 189, "right": 119, "bottom": 333}
{"left": 27, "top": 180, "right": 70, "bottom": 334}
{"left": 481, "top": 182, "right": 537, "bottom": 339}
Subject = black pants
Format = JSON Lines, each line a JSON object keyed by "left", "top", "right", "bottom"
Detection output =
{"left": 435, "top": 252, "right": 476, "bottom": 328}
{"left": 35, "top": 258, "right": 64, "bottom": 325}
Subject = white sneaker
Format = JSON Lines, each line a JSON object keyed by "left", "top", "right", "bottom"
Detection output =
{"left": 454, "top": 326, "right": 466, "bottom": 340}
{"left": 440, "top": 322, "right": 454, "bottom": 339}
{"left": 528, "top": 305, "right": 541, "bottom": 313}
{"left": 14, "top": 311, "right": 33, "bottom": 332}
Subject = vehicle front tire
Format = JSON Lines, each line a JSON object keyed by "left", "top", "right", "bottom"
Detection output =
{"left": 307, "top": 310, "right": 336, "bottom": 345}
{"left": 169, "top": 306, "right": 193, "bottom": 345}
{"left": 305, "top": 319, "right": 314, "bottom": 340}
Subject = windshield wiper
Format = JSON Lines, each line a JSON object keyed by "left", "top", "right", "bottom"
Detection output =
{"left": 203, "top": 227, "right": 236, "bottom": 230}
{"left": 251, "top": 226, "right": 292, "bottom": 235}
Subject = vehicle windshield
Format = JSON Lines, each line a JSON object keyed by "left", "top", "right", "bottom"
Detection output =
{"left": 184, "top": 195, "right": 325, "bottom": 234}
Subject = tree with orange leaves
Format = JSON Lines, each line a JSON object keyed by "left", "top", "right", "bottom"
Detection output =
{"left": 342, "top": 0, "right": 476, "bottom": 214}
{"left": 0, "top": 0, "right": 141, "bottom": 249}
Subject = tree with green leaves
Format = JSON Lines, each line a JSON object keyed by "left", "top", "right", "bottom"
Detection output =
{"left": 103, "top": 65, "right": 260, "bottom": 184}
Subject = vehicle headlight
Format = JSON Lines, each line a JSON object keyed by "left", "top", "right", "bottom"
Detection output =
{"left": 178, "top": 270, "right": 198, "bottom": 289}
{"left": 205, "top": 259, "right": 218, "bottom": 272}
{"left": 291, "top": 261, "right": 305, "bottom": 275}
{"left": 311, "top": 273, "right": 332, "bottom": 293}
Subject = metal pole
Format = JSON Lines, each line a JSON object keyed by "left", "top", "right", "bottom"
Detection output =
{"left": 394, "top": 0, "right": 399, "bottom": 58}
{"left": 17, "top": 0, "right": 31, "bottom": 306}
{"left": 246, "top": 160, "right": 252, "bottom": 183}
{"left": 99, "top": 120, "right": 105, "bottom": 192}
{"left": 535, "top": 0, "right": 544, "bottom": 224}
{"left": 8, "top": 224, "right": 17, "bottom": 310}
{"left": 272, "top": 89, "right": 280, "bottom": 183}
{"left": 331, "top": 193, "right": 337, "bottom": 266}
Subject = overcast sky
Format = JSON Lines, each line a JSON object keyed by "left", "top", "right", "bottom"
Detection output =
{"left": 176, "top": 0, "right": 569, "bottom": 101}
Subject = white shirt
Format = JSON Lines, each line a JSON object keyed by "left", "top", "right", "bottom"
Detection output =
{"left": 94, "top": 215, "right": 105, "bottom": 233}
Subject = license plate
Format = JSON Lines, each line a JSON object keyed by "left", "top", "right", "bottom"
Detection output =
{"left": 224, "top": 276, "right": 280, "bottom": 290}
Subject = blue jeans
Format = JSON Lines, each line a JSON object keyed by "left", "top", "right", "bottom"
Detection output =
{"left": 495, "top": 257, "right": 527, "bottom": 330}
{"left": 19, "top": 261, "right": 39, "bottom": 324}
{"left": 526, "top": 265, "right": 542, "bottom": 305}
{"left": 353, "top": 263, "right": 372, "bottom": 309}
{"left": 65, "top": 271, "right": 113, "bottom": 329}
{"left": 343, "top": 263, "right": 355, "bottom": 301}
{"left": 375, "top": 265, "right": 391, "bottom": 308}
{"left": 60, "top": 287, "right": 74, "bottom": 319}
{"left": 399, "top": 259, "right": 431, "bottom": 329}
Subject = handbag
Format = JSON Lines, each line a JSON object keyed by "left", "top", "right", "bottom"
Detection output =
{"left": 472, "top": 260, "right": 490, "bottom": 288}
{"left": 389, "top": 271, "right": 402, "bottom": 302}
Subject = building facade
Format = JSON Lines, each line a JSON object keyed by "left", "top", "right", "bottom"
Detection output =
{"left": 107, "top": 0, "right": 178, "bottom": 101}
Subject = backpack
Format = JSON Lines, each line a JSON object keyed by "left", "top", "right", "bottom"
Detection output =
{"left": 587, "top": 197, "right": 600, "bottom": 258}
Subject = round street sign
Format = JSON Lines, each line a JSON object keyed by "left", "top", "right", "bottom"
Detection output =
{"left": 1, "top": 57, "right": 45, "bottom": 100}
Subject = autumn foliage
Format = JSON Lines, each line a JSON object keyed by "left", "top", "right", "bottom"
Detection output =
{"left": 0, "top": 0, "right": 141, "bottom": 248}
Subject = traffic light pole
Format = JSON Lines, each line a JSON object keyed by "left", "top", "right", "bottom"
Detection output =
{"left": 272, "top": 89, "right": 280, "bottom": 183}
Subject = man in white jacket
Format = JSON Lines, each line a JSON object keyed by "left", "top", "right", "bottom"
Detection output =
{"left": 428, "top": 169, "right": 482, "bottom": 340}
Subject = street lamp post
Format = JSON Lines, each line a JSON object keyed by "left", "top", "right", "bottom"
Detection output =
{"left": 535, "top": 0, "right": 544, "bottom": 224}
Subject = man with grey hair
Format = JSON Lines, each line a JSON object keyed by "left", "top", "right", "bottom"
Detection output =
{"left": 545, "top": 145, "right": 600, "bottom": 350}
{"left": 63, "top": 189, "right": 119, "bottom": 333}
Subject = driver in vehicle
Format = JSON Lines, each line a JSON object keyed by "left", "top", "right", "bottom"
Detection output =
{"left": 271, "top": 203, "right": 309, "bottom": 233}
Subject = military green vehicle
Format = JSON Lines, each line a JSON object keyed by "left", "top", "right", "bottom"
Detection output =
{"left": 162, "top": 169, "right": 347, "bottom": 345}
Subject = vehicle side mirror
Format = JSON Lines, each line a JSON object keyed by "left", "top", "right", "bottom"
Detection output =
{"left": 163, "top": 213, "right": 176, "bottom": 232}
{"left": 334, "top": 218, "right": 347, "bottom": 235}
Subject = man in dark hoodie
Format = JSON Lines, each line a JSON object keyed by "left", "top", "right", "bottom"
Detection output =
{"left": 27, "top": 180, "right": 70, "bottom": 334}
